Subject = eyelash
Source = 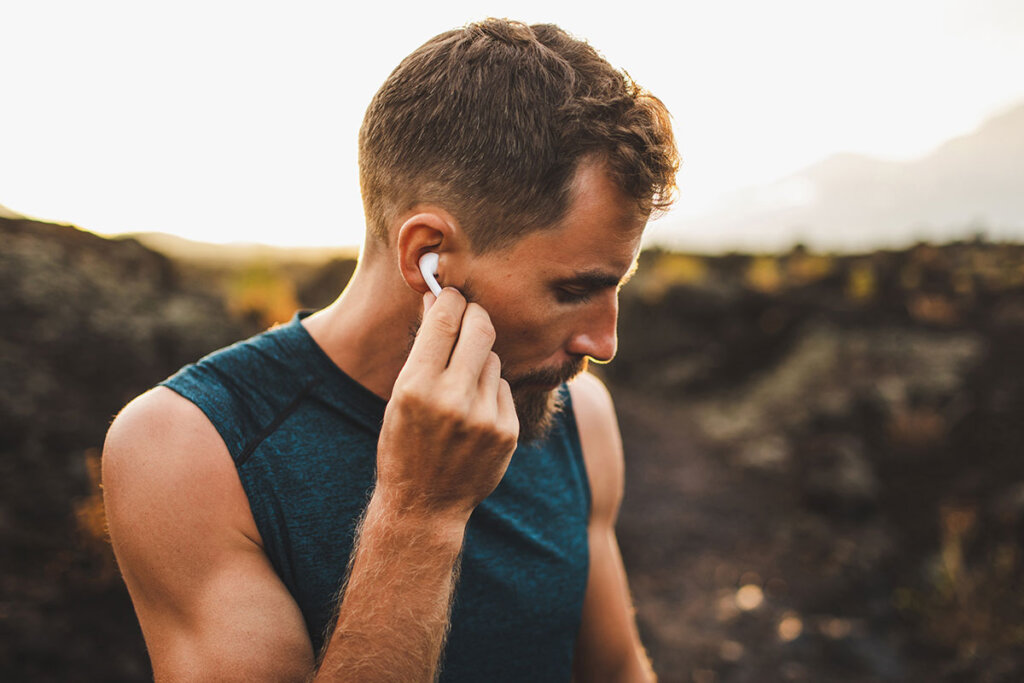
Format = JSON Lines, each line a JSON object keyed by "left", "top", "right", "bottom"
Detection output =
{"left": 556, "top": 288, "right": 594, "bottom": 304}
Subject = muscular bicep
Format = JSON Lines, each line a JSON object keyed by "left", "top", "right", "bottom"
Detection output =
{"left": 103, "top": 388, "right": 314, "bottom": 682}
{"left": 131, "top": 540, "right": 314, "bottom": 682}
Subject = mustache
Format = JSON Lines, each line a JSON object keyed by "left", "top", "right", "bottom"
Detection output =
{"left": 408, "top": 313, "right": 588, "bottom": 391}
{"left": 507, "top": 357, "right": 588, "bottom": 391}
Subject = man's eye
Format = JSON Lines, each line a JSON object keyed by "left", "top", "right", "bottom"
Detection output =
{"left": 556, "top": 287, "right": 594, "bottom": 304}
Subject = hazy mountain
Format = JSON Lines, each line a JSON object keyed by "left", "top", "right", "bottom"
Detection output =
{"left": 116, "top": 231, "right": 357, "bottom": 265}
{"left": 0, "top": 203, "right": 23, "bottom": 219}
{"left": 665, "top": 102, "right": 1024, "bottom": 252}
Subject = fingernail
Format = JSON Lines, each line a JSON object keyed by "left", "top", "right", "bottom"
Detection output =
{"left": 423, "top": 292, "right": 435, "bottom": 314}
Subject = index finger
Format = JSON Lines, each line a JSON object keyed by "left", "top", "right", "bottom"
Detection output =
{"left": 406, "top": 288, "right": 467, "bottom": 373}
{"left": 446, "top": 303, "right": 497, "bottom": 388}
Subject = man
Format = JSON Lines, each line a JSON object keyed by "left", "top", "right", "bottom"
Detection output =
{"left": 103, "top": 18, "right": 678, "bottom": 682}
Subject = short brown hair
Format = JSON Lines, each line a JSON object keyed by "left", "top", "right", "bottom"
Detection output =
{"left": 358, "top": 18, "right": 679, "bottom": 253}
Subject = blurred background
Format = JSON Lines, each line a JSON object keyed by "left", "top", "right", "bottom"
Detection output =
{"left": 2, "top": 1, "right": 1023, "bottom": 681}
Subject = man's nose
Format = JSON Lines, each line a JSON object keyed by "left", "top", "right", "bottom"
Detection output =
{"left": 566, "top": 294, "right": 618, "bottom": 363}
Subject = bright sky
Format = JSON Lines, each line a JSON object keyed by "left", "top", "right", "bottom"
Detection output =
{"left": 2, "top": 0, "right": 1023, "bottom": 248}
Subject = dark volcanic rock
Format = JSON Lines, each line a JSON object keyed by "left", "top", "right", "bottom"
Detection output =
{"left": 3, "top": 222, "right": 1024, "bottom": 682}
{"left": 0, "top": 217, "right": 250, "bottom": 680}
{"left": 606, "top": 242, "right": 1024, "bottom": 682}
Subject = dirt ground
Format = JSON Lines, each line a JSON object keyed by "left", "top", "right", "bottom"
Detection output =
{"left": 3, "top": 219, "right": 1022, "bottom": 681}
{"left": 613, "top": 381, "right": 1021, "bottom": 683}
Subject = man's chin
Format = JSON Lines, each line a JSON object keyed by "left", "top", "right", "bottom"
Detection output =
{"left": 508, "top": 357, "right": 588, "bottom": 443}
{"left": 511, "top": 385, "right": 564, "bottom": 444}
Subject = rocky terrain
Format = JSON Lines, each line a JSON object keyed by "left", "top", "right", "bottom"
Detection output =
{"left": 0, "top": 216, "right": 256, "bottom": 679}
{"left": 606, "top": 244, "right": 1024, "bottom": 681}
{"left": 1, "top": 217, "right": 1022, "bottom": 681}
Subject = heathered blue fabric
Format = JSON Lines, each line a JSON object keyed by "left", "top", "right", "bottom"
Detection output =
{"left": 158, "top": 311, "right": 592, "bottom": 681}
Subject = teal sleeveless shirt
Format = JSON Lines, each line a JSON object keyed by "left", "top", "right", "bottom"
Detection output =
{"left": 159, "top": 311, "right": 592, "bottom": 681}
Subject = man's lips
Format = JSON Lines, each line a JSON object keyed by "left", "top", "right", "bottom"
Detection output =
{"left": 507, "top": 358, "right": 588, "bottom": 392}
{"left": 512, "top": 377, "right": 562, "bottom": 392}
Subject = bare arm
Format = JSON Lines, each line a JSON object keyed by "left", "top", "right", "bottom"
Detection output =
{"left": 105, "top": 289, "right": 518, "bottom": 681}
{"left": 103, "top": 389, "right": 316, "bottom": 681}
{"left": 569, "top": 373, "right": 656, "bottom": 682}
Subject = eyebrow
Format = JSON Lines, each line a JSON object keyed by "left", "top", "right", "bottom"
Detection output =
{"left": 552, "top": 262, "right": 639, "bottom": 290}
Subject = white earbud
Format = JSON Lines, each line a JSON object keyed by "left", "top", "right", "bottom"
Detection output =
{"left": 418, "top": 252, "right": 442, "bottom": 296}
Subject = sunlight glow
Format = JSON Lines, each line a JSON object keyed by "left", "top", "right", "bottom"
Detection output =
{"left": 2, "top": 1, "right": 1022, "bottom": 249}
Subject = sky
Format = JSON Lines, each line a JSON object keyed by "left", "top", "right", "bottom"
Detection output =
{"left": 2, "top": 0, "right": 1023, "bottom": 249}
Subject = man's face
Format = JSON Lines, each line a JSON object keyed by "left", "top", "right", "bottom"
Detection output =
{"left": 455, "top": 161, "right": 647, "bottom": 441}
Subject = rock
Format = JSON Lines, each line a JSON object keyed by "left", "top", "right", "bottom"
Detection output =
{"left": 736, "top": 435, "right": 792, "bottom": 472}
{"left": 798, "top": 434, "right": 879, "bottom": 514}
{"left": 0, "top": 216, "right": 250, "bottom": 680}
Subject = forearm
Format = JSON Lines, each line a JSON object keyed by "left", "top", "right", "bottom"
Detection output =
{"left": 314, "top": 488, "right": 468, "bottom": 682}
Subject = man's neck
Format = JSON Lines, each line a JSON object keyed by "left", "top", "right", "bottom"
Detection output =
{"left": 300, "top": 257, "right": 419, "bottom": 400}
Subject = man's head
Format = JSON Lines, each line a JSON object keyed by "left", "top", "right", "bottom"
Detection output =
{"left": 403, "top": 157, "right": 652, "bottom": 442}
{"left": 359, "top": 18, "right": 679, "bottom": 254}
{"left": 364, "top": 19, "right": 679, "bottom": 440}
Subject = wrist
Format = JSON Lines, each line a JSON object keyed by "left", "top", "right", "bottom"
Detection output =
{"left": 366, "top": 485, "right": 470, "bottom": 549}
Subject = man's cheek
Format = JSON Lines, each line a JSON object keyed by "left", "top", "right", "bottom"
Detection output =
{"left": 493, "top": 322, "right": 551, "bottom": 363}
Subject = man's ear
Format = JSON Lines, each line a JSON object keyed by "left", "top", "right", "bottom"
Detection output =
{"left": 395, "top": 208, "right": 463, "bottom": 294}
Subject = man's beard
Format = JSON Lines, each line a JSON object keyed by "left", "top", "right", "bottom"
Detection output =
{"left": 407, "top": 319, "right": 588, "bottom": 444}
{"left": 506, "top": 356, "right": 588, "bottom": 443}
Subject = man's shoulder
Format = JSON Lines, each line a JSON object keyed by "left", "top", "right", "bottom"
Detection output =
{"left": 102, "top": 387, "right": 245, "bottom": 529}
{"left": 102, "top": 387, "right": 266, "bottom": 606}
{"left": 105, "top": 386, "right": 228, "bottom": 470}
{"left": 157, "top": 317, "right": 318, "bottom": 459}
{"left": 567, "top": 371, "right": 617, "bottom": 431}
{"left": 567, "top": 372, "right": 624, "bottom": 524}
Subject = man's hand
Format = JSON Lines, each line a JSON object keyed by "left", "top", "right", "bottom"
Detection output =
{"left": 376, "top": 288, "right": 520, "bottom": 522}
